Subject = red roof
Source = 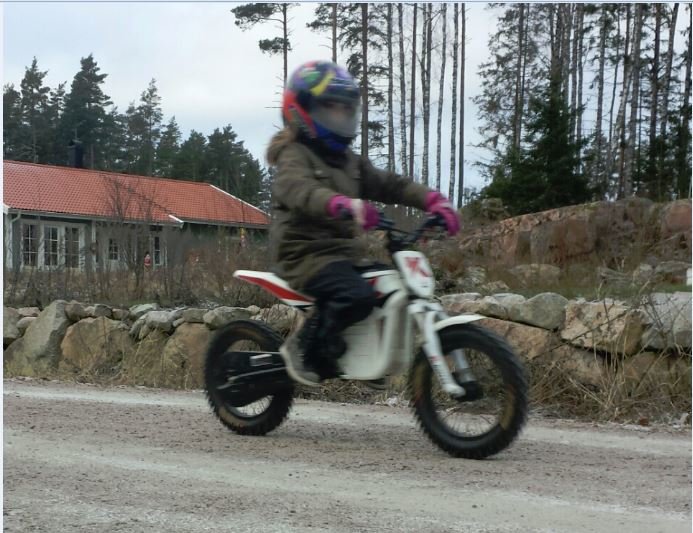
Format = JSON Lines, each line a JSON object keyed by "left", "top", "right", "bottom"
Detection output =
{"left": 2, "top": 160, "right": 269, "bottom": 227}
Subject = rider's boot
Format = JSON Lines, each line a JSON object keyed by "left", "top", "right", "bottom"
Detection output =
{"left": 280, "top": 314, "right": 321, "bottom": 387}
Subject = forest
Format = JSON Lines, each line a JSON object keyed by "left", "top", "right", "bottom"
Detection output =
{"left": 4, "top": 3, "right": 692, "bottom": 216}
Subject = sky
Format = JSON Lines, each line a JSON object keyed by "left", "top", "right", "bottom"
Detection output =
{"left": 3, "top": 2, "right": 500, "bottom": 195}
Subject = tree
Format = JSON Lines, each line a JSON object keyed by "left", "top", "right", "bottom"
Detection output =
{"left": 435, "top": 3, "right": 447, "bottom": 191}
{"left": 19, "top": 57, "right": 51, "bottom": 163}
{"left": 409, "top": 3, "right": 418, "bottom": 177}
{"left": 231, "top": 3, "right": 295, "bottom": 84}
{"left": 172, "top": 130, "right": 208, "bottom": 182}
{"left": 3, "top": 84, "right": 24, "bottom": 160}
{"left": 458, "top": 3, "right": 466, "bottom": 207}
{"left": 449, "top": 3, "right": 459, "bottom": 201}
{"left": 136, "top": 79, "right": 163, "bottom": 176}
{"left": 397, "top": 3, "right": 408, "bottom": 174}
{"left": 155, "top": 117, "right": 182, "bottom": 177}
{"left": 60, "top": 54, "right": 112, "bottom": 169}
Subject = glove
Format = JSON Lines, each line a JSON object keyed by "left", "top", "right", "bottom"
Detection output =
{"left": 326, "top": 195, "right": 380, "bottom": 230}
{"left": 425, "top": 191, "right": 460, "bottom": 236}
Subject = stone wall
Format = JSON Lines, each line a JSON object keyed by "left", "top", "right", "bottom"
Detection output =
{"left": 3, "top": 292, "right": 691, "bottom": 392}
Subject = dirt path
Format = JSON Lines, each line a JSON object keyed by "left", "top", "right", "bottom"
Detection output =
{"left": 3, "top": 379, "right": 691, "bottom": 532}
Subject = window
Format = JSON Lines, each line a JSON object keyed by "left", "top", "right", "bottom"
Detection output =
{"left": 44, "top": 226, "right": 59, "bottom": 266}
{"left": 108, "top": 238, "right": 119, "bottom": 261}
{"left": 153, "top": 235, "right": 162, "bottom": 265}
{"left": 22, "top": 223, "right": 38, "bottom": 267}
{"left": 65, "top": 227, "right": 80, "bottom": 268}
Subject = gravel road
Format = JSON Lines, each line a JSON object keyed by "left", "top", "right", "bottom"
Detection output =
{"left": 3, "top": 378, "right": 691, "bottom": 532}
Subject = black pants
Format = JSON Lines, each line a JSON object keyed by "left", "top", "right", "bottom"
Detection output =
{"left": 303, "top": 260, "right": 379, "bottom": 341}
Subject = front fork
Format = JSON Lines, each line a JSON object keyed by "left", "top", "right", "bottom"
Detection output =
{"left": 411, "top": 302, "right": 475, "bottom": 398}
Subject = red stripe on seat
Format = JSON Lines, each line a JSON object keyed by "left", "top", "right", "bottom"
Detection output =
{"left": 237, "top": 275, "right": 314, "bottom": 303}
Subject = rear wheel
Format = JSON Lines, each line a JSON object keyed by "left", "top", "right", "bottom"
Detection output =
{"left": 204, "top": 320, "right": 294, "bottom": 436}
{"left": 410, "top": 323, "right": 528, "bottom": 459}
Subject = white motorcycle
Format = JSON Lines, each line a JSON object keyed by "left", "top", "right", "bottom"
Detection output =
{"left": 204, "top": 214, "right": 528, "bottom": 459}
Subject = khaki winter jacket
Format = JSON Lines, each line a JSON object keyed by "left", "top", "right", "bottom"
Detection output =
{"left": 268, "top": 134, "right": 431, "bottom": 290}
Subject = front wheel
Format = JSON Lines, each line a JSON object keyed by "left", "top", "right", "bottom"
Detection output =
{"left": 409, "top": 323, "right": 528, "bottom": 459}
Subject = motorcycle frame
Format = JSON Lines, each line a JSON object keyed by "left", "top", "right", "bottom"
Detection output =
{"left": 235, "top": 250, "right": 485, "bottom": 396}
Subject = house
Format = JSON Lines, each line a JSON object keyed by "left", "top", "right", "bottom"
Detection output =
{"left": 3, "top": 160, "right": 270, "bottom": 272}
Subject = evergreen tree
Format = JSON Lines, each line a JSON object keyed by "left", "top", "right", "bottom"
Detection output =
{"left": 3, "top": 84, "right": 24, "bottom": 160}
{"left": 45, "top": 82, "right": 67, "bottom": 164}
{"left": 19, "top": 57, "right": 51, "bottom": 163}
{"left": 483, "top": 82, "right": 591, "bottom": 215}
{"left": 172, "top": 130, "right": 208, "bottom": 181}
{"left": 136, "top": 79, "right": 163, "bottom": 176}
{"left": 60, "top": 54, "right": 112, "bottom": 169}
{"left": 155, "top": 116, "right": 181, "bottom": 177}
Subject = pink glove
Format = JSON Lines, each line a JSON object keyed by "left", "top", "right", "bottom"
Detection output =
{"left": 425, "top": 191, "right": 460, "bottom": 236}
{"left": 326, "top": 195, "right": 380, "bottom": 230}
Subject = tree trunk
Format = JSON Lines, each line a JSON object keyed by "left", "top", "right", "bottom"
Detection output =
{"left": 435, "top": 3, "right": 447, "bottom": 191}
{"left": 607, "top": 6, "right": 622, "bottom": 186}
{"left": 660, "top": 3, "right": 679, "bottom": 138}
{"left": 512, "top": 3, "right": 525, "bottom": 151}
{"left": 387, "top": 4, "right": 395, "bottom": 172}
{"left": 457, "top": 3, "right": 466, "bottom": 207}
{"left": 561, "top": 5, "right": 572, "bottom": 100}
{"left": 623, "top": 4, "right": 643, "bottom": 198}
{"left": 449, "top": 2, "right": 458, "bottom": 201}
{"left": 282, "top": 4, "right": 288, "bottom": 84}
{"left": 576, "top": 6, "right": 584, "bottom": 168}
{"left": 361, "top": 2, "right": 369, "bottom": 158}
{"left": 398, "top": 3, "right": 408, "bottom": 174}
{"left": 681, "top": 4, "right": 692, "bottom": 198}
{"left": 595, "top": 6, "right": 608, "bottom": 189}
{"left": 332, "top": 4, "right": 338, "bottom": 63}
{"left": 409, "top": 3, "right": 418, "bottom": 178}
{"left": 422, "top": 3, "right": 433, "bottom": 186}
{"left": 648, "top": 3, "right": 662, "bottom": 184}
{"left": 615, "top": 5, "right": 632, "bottom": 197}
{"left": 570, "top": 5, "right": 579, "bottom": 142}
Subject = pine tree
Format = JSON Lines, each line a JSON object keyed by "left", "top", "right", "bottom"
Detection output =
{"left": 19, "top": 57, "right": 51, "bottom": 163}
{"left": 60, "top": 54, "right": 112, "bottom": 169}
{"left": 172, "top": 130, "right": 208, "bottom": 182}
{"left": 136, "top": 79, "right": 163, "bottom": 176}
{"left": 231, "top": 3, "right": 296, "bottom": 84}
{"left": 155, "top": 117, "right": 182, "bottom": 177}
{"left": 3, "top": 84, "right": 24, "bottom": 160}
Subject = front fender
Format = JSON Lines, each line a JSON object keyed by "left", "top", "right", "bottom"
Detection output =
{"left": 434, "top": 313, "right": 486, "bottom": 332}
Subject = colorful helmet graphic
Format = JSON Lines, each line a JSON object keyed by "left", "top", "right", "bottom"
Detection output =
{"left": 282, "top": 60, "right": 361, "bottom": 153}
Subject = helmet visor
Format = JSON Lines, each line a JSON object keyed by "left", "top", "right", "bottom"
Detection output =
{"left": 310, "top": 99, "right": 361, "bottom": 139}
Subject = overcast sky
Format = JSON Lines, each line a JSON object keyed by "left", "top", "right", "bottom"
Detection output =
{"left": 3, "top": 2, "right": 498, "bottom": 194}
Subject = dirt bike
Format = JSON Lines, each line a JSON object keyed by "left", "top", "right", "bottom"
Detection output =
{"left": 204, "top": 214, "right": 528, "bottom": 459}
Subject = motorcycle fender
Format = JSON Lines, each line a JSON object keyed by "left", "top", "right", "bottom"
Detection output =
{"left": 434, "top": 313, "right": 486, "bottom": 332}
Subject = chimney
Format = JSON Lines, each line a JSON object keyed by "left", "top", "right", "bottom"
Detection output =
{"left": 68, "top": 139, "right": 84, "bottom": 168}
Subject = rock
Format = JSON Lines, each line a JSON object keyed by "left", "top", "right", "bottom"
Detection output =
{"left": 559, "top": 350, "right": 607, "bottom": 388}
{"left": 160, "top": 323, "right": 213, "bottom": 388}
{"left": 247, "top": 305, "right": 261, "bottom": 315}
{"left": 561, "top": 299, "right": 644, "bottom": 356}
{"left": 530, "top": 216, "right": 596, "bottom": 264}
{"left": 65, "top": 301, "right": 88, "bottom": 322}
{"left": 144, "top": 310, "right": 176, "bottom": 333}
{"left": 253, "top": 304, "right": 302, "bottom": 334}
{"left": 129, "top": 317, "right": 146, "bottom": 339}
{"left": 16, "top": 317, "right": 36, "bottom": 335}
{"left": 4, "top": 300, "right": 71, "bottom": 376}
{"left": 461, "top": 266, "right": 487, "bottom": 288}
{"left": 181, "top": 308, "right": 207, "bottom": 324}
{"left": 59, "top": 317, "right": 134, "bottom": 377}
{"left": 509, "top": 264, "right": 561, "bottom": 286}
{"left": 654, "top": 261, "right": 691, "bottom": 284}
{"left": 85, "top": 304, "right": 112, "bottom": 319}
{"left": 639, "top": 292, "right": 692, "bottom": 350}
{"left": 138, "top": 323, "right": 152, "bottom": 341}
{"left": 129, "top": 303, "right": 159, "bottom": 320}
{"left": 632, "top": 264, "right": 655, "bottom": 284}
{"left": 660, "top": 199, "right": 691, "bottom": 239}
{"left": 481, "top": 280, "right": 510, "bottom": 293}
{"left": 492, "top": 293, "right": 527, "bottom": 322}
{"left": 597, "top": 266, "right": 630, "bottom": 286}
{"left": 514, "top": 292, "right": 569, "bottom": 330}
{"left": 112, "top": 308, "right": 129, "bottom": 321}
{"left": 121, "top": 330, "right": 171, "bottom": 387}
{"left": 479, "top": 317, "right": 561, "bottom": 361}
{"left": 173, "top": 318, "right": 185, "bottom": 328}
{"left": 203, "top": 306, "right": 252, "bottom": 329}
{"left": 4, "top": 307, "right": 21, "bottom": 346}
{"left": 440, "top": 293, "right": 482, "bottom": 314}
{"left": 17, "top": 307, "right": 40, "bottom": 318}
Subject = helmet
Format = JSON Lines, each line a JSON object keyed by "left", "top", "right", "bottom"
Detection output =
{"left": 282, "top": 60, "right": 361, "bottom": 153}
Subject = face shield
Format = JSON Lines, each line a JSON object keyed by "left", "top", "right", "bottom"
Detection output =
{"left": 310, "top": 98, "right": 361, "bottom": 139}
